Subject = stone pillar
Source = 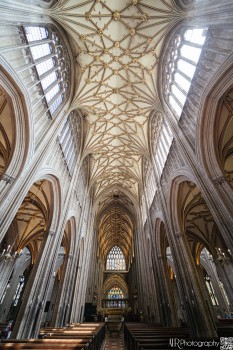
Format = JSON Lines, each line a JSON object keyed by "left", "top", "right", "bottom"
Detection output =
{"left": 168, "top": 118, "right": 233, "bottom": 253}
{"left": 135, "top": 225, "right": 154, "bottom": 323}
{"left": 196, "top": 264, "right": 217, "bottom": 322}
{"left": 169, "top": 231, "right": 217, "bottom": 337}
{"left": 11, "top": 230, "right": 59, "bottom": 339}
{"left": 0, "top": 250, "right": 31, "bottom": 322}
{"left": 0, "top": 258, "right": 15, "bottom": 303}
{"left": 201, "top": 251, "right": 231, "bottom": 316}
{"left": 157, "top": 255, "right": 179, "bottom": 327}
{"left": 213, "top": 258, "right": 233, "bottom": 310}
{"left": 50, "top": 253, "right": 73, "bottom": 326}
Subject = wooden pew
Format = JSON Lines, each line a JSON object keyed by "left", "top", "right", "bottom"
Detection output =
{"left": 124, "top": 323, "right": 189, "bottom": 350}
{"left": 0, "top": 322, "right": 105, "bottom": 350}
{"left": 40, "top": 323, "right": 105, "bottom": 349}
{"left": 124, "top": 323, "right": 220, "bottom": 350}
{"left": 0, "top": 339, "right": 89, "bottom": 349}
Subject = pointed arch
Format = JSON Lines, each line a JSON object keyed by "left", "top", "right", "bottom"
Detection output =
{"left": 106, "top": 246, "right": 126, "bottom": 271}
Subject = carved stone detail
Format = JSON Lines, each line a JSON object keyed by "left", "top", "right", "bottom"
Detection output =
{"left": 0, "top": 174, "right": 15, "bottom": 184}
{"left": 213, "top": 175, "right": 227, "bottom": 185}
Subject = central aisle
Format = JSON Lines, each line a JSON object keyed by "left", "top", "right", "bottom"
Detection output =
{"left": 101, "top": 331, "right": 125, "bottom": 350}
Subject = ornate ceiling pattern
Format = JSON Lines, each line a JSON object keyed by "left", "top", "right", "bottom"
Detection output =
{"left": 98, "top": 205, "right": 133, "bottom": 261}
{"left": 49, "top": 0, "right": 184, "bottom": 199}
{"left": 14, "top": 180, "right": 51, "bottom": 262}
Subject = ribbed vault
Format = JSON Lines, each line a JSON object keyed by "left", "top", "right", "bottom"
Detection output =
{"left": 49, "top": 0, "right": 184, "bottom": 199}
{"left": 98, "top": 204, "right": 133, "bottom": 265}
{"left": 103, "top": 273, "right": 128, "bottom": 298}
{"left": 47, "top": 0, "right": 185, "bottom": 265}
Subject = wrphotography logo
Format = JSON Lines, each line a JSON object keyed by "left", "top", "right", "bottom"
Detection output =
{"left": 169, "top": 338, "right": 220, "bottom": 349}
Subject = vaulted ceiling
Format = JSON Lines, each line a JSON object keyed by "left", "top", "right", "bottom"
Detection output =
{"left": 49, "top": 0, "right": 184, "bottom": 199}
{"left": 48, "top": 0, "right": 185, "bottom": 261}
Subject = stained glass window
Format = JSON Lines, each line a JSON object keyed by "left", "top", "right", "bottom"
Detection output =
{"left": 106, "top": 246, "right": 126, "bottom": 270}
{"left": 107, "top": 285, "right": 124, "bottom": 299}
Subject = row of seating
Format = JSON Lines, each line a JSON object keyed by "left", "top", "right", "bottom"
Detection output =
{"left": 0, "top": 323, "right": 10, "bottom": 340}
{"left": 217, "top": 321, "right": 233, "bottom": 337}
{"left": 0, "top": 322, "right": 105, "bottom": 350}
{"left": 124, "top": 323, "right": 190, "bottom": 350}
{"left": 124, "top": 323, "right": 223, "bottom": 350}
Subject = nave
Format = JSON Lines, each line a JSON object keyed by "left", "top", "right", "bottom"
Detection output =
{"left": 0, "top": 0, "right": 233, "bottom": 344}
{"left": 0, "top": 320, "right": 233, "bottom": 349}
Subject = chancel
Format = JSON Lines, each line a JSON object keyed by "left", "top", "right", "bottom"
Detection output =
{"left": 0, "top": 0, "right": 233, "bottom": 349}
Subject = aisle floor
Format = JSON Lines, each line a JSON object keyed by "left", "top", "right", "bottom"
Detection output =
{"left": 101, "top": 330, "right": 125, "bottom": 350}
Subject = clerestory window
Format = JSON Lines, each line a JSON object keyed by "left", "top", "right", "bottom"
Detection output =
{"left": 106, "top": 246, "right": 126, "bottom": 271}
{"left": 155, "top": 121, "right": 173, "bottom": 176}
{"left": 59, "top": 111, "right": 81, "bottom": 176}
{"left": 164, "top": 27, "right": 207, "bottom": 118}
{"left": 23, "top": 26, "right": 70, "bottom": 117}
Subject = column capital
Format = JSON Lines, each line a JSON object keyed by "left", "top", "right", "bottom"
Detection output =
{"left": 0, "top": 174, "right": 15, "bottom": 184}
{"left": 175, "top": 232, "right": 184, "bottom": 238}
{"left": 213, "top": 175, "right": 226, "bottom": 185}
{"left": 48, "top": 230, "right": 56, "bottom": 236}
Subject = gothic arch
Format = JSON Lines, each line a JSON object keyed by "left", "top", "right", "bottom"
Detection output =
{"left": 197, "top": 58, "right": 233, "bottom": 204}
{"left": 154, "top": 218, "right": 168, "bottom": 258}
{"left": 103, "top": 274, "right": 128, "bottom": 299}
{"left": 29, "top": 169, "right": 62, "bottom": 234}
{"left": 169, "top": 175, "right": 228, "bottom": 263}
{"left": 169, "top": 173, "right": 203, "bottom": 237}
{"left": 64, "top": 216, "right": 77, "bottom": 255}
{"left": 0, "top": 60, "right": 33, "bottom": 189}
{"left": 0, "top": 168, "right": 62, "bottom": 254}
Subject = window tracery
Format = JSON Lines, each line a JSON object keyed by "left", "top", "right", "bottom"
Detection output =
{"left": 164, "top": 27, "right": 207, "bottom": 118}
{"left": 21, "top": 25, "right": 70, "bottom": 117}
{"left": 154, "top": 121, "right": 173, "bottom": 176}
{"left": 106, "top": 246, "right": 126, "bottom": 271}
{"left": 107, "top": 285, "right": 124, "bottom": 299}
{"left": 59, "top": 110, "right": 81, "bottom": 176}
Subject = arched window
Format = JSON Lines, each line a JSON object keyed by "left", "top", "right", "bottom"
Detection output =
{"left": 21, "top": 26, "right": 70, "bottom": 117}
{"left": 155, "top": 121, "right": 173, "bottom": 176}
{"left": 107, "top": 285, "right": 124, "bottom": 299}
{"left": 164, "top": 27, "right": 207, "bottom": 118}
{"left": 106, "top": 246, "right": 126, "bottom": 271}
{"left": 59, "top": 110, "right": 81, "bottom": 176}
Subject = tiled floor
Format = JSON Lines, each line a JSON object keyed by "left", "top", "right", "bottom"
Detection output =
{"left": 101, "top": 331, "right": 125, "bottom": 350}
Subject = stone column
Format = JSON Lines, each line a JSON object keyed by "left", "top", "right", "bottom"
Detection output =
{"left": 157, "top": 255, "right": 179, "bottom": 327}
{"left": 50, "top": 253, "right": 73, "bottom": 326}
{"left": 11, "top": 230, "right": 60, "bottom": 339}
{"left": 213, "top": 258, "right": 233, "bottom": 310}
{"left": 0, "top": 258, "right": 15, "bottom": 303}
{"left": 135, "top": 224, "right": 154, "bottom": 323}
{"left": 201, "top": 251, "right": 231, "bottom": 316}
{"left": 168, "top": 231, "right": 218, "bottom": 337}
{"left": 196, "top": 264, "right": 217, "bottom": 322}
{"left": 168, "top": 117, "right": 233, "bottom": 253}
{"left": 0, "top": 250, "right": 31, "bottom": 322}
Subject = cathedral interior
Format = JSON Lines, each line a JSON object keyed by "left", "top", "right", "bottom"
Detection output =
{"left": 0, "top": 0, "right": 233, "bottom": 347}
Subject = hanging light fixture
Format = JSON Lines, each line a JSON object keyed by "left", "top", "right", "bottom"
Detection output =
{"left": 215, "top": 247, "right": 231, "bottom": 263}
{"left": 0, "top": 244, "right": 18, "bottom": 261}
